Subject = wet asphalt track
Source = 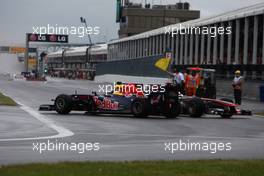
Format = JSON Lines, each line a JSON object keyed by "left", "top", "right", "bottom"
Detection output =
{"left": 0, "top": 79, "right": 263, "bottom": 165}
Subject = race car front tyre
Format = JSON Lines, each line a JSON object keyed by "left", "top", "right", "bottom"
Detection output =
{"left": 163, "top": 100, "right": 181, "bottom": 119}
{"left": 219, "top": 98, "right": 234, "bottom": 118}
{"left": 131, "top": 98, "right": 149, "bottom": 118}
{"left": 221, "top": 114, "right": 233, "bottom": 118}
{"left": 188, "top": 98, "right": 205, "bottom": 118}
{"left": 221, "top": 107, "right": 234, "bottom": 118}
{"left": 55, "top": 94, "right": 72, "bottom": 114}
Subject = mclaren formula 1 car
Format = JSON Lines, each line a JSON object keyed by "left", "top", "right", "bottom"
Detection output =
{"left": 179, "top": 67, "right": 251, "bottom": 118}
{"left": 179, "top": 96, "right": 252, "bottom": 118}
{"left": 39, "top": 83, "right": 181, "bottom": 118}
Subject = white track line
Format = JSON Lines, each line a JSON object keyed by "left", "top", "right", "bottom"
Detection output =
{"left": 0, "top": 100, "right": 74, "bottom": 142}
{"left": 74, "top": 132, "right": 264, "bottom": 141}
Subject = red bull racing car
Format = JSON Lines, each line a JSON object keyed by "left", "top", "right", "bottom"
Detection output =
{"left": 39, "top": 83, "right": 181, "bottom": 118}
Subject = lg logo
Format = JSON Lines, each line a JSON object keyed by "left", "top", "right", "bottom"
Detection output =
{"left": 57, "top": 36, "right": 67, "bottom": 42}
{"left": 48, "top": 35, "right": 67, "bottom": 42}
{"left": 29, "top": 34, "right": 46, "bottom": 41}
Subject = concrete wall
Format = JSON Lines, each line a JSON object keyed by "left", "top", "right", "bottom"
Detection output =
{"left": 217, "top": 79, "right": 264, "bottom": 101}
{"left": 96, "top": 55, "right": 168, "bottom": 77}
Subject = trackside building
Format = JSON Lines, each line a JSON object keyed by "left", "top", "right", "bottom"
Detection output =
{"left": 98, "top": 3, "right": 264, "bottom": 80}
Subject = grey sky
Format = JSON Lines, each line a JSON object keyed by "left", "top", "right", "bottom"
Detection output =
{"left": 0, "top": 0, "right": 264, "bottom": 46}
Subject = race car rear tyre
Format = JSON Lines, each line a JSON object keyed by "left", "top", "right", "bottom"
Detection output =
{"left": 86, "top": 99, "right": 97, "bottom": 115}
{"left": 131, "top": 98, "right": 149, "bottom": 118}
{"left": 163, "top": 100, "right": 181, "bottom": 119}
{"left": 188, "top": 98, "right": 205, "bottom": 118}
{"left": 55, "top": 94, "right": 72, "bottom": 114}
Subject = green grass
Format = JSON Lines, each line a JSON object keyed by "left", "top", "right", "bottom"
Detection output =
{"left": 0, "top": 92, "right": 17, "bottom": 106}
{"left": 0, "top": 160, "right": 264, "bottom": 176}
